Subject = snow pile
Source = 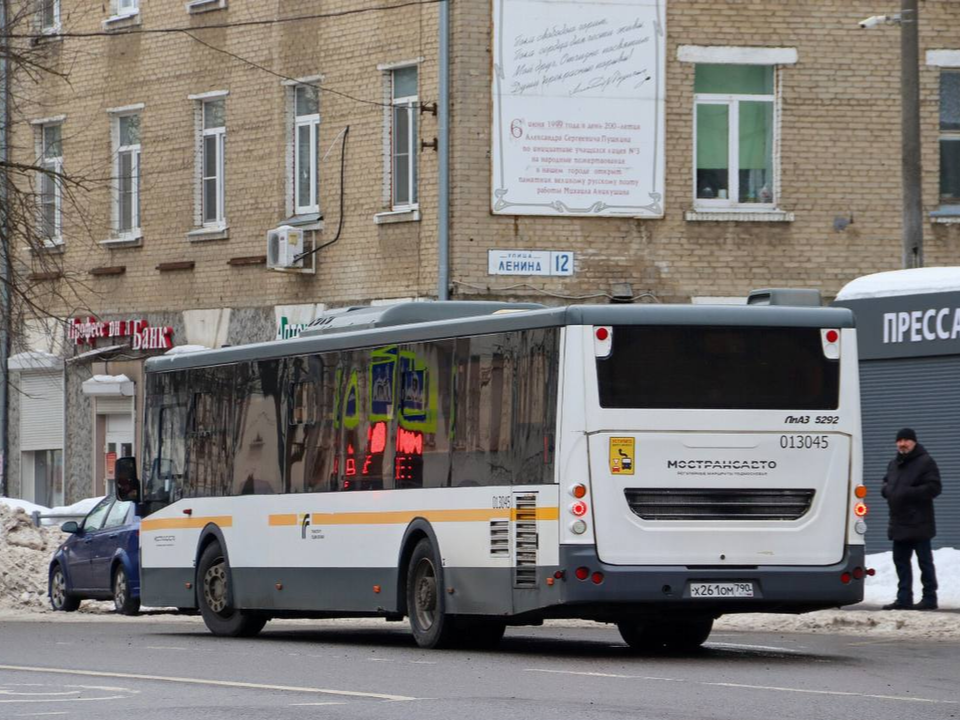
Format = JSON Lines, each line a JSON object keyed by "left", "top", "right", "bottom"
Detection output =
{"left": 0, "top": 503, "right": 64, "bottom": 611}
{"left": 863, "top": 547, "right": 960, "bottom": 608}
{"left": 0, "top": 495, "right": 103, "bottom": 526}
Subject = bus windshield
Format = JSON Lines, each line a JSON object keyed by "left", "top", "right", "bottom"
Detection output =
{"left": 596, "top": 325, "right": 839, "bottom": 410}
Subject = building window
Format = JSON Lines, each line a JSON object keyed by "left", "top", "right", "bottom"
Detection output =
{"left": 114, "top": 113, "right": 141, "bottom": 237}
{"left": 940, "top": 70, "right": 960, "bottom": 206}
{"left": 38, "top": 123, "right": 62, "bottom": 244}
{"left": 694, "top": 65, "right": 776, "bottom": 208}
{"left": 115, "top": 0, "right": 137, "bottom": 16}
{"left": 201, "top": 98, "right": 226, "bottom": 226}
{"left": 391, "top": 66, "right": 418, "bottom": 209}
{"left": 294, "top": 85, "right": 320, "bottom": 215}
{"left": 39, "top": 0, "right": 59, "bottom": 33}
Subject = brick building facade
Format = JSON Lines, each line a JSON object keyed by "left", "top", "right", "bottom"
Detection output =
{"left": 6, "top": 0, "right": 960, "bottom": 503}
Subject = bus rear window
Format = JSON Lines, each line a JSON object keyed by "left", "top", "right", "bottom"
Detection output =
{"left": 596, "top": 326, "right": 839, "bottom": 410}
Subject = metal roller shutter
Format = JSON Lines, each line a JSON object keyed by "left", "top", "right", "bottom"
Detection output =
{"left": 96, "top": 396, "right": 133, "bottom": 415}
{"left": 860, "top": 356, "right": 960, "bottom": 552}
{"left": 19, "top": 372, "right": 65, "bottom": 451}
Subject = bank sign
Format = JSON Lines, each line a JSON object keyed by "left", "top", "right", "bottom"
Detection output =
{"left": 833, "top": 291, "right": 960, "bottom": 360}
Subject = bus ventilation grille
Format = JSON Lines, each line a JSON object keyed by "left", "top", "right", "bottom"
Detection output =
{"left": 624, "top": 488, "right": 815, "bottom": 521}
{"left": 514, "top": 493, "right": 539, "bottom": 587}
{"left": 490, "top": 520, "right": 510, "bottom": 557}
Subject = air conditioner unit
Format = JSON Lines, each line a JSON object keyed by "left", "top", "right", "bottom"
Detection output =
{"left": 266, "top": 225, "right": 304, "bottom": 270}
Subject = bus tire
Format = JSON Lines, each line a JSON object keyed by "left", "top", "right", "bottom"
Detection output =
{"left": 406, "top": 538, "right": 459, "bottom": 649}
{"left": 617, "top": 616, "right": 713, "bottom": 653}
{"left": 197, "top": 542, "right": 268, "bottom": 638}
{"left": 455, "top": 617, "right": 506, "bottom": 649}
{"left": 662, "top": 617, "right": 713, "bottom": 652}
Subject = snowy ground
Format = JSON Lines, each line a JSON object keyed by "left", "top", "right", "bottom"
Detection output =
{"left": 2, "top": 496, "right": 958, "bottom": 640}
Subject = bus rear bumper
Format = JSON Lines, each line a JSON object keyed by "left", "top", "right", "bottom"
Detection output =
{"left": 554, "top": 544, "right": 865, "bottom": 616}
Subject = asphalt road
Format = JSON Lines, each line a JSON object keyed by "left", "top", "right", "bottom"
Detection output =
{"left": 0, "top": 616, "right": 956, "bottom": 720}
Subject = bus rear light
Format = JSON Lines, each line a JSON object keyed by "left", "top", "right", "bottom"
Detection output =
{"left": 855, "top": 520, "right": 868, "bottom": 535}
{"left": 591, "top": 572, "right": 604, "bottom": 585}
{"left": 570, "top": 483, "right": 587, "bottom": 499}
{"left": 854, "top": 502, "right": 868, "bottom": 517}
{"left": 866, "top": 568, "right": 876, "bottom": 576}
{"left": 854, "top": 485, "right": 867, "bottom": 498}
{"left": 840, "top": 572, "right": 852, "bottom": 584}
{"left": 570, "top": 519, "right": 588, "bottom": 535}
{"left": 594, "top": 326, "right": 612, "bottom": 358}
{"left": 554, "top": 570, "right": 565, "bottom": 580}
{"left": 570, "top": 501, "right": 588, "bottom": 517}
{"left": 821, "top": 329, "right": 840, "bottom": 359}
{"left": 852, "top": 567, "right": 864, "bottom": 580}
{"left": 575, "top": 567, "right": 590, "bottom": 581}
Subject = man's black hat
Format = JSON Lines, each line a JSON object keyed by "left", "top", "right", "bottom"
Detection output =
{"left": 896, "top": 428, "right": 917, "bottom": 442}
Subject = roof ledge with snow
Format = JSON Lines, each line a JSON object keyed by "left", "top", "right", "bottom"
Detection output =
{"left": 7, "top": 351, "right": 63, "bottom": 372}
{"left": 835, "top": 267, "right": 960, "bottom": 302}
{"left": 81, "top": 374, "right": 135, "bottom": 397}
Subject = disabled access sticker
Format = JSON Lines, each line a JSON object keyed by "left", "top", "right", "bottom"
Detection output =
{"left": 609, "top": 437, "right": 635, "bottom": 475}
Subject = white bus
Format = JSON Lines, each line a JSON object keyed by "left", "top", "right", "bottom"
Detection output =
{"left": 122, "top": 298, "right": 866, "bottom": 650}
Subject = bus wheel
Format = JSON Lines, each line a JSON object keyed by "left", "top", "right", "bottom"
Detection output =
{"left": 407, "top": 538, "right": 459, "bottom": 649}
{"left": 616, "top": 619, "right": 667, "bottom": 652}
{"left": 455, "top": 618, "right": 507, "bottom": 649}
{"left": 617, "top": 617, "right": 713, "bottom": 653}
{"left": 197, "top": 543, "right": 267, "bottom": 638}
{"left": 662, "top": 617, "right": 713, "bottom": 652}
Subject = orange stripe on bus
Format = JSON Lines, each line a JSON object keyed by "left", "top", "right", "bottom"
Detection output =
{"left": 266, "top": 507, "right": 559, "bottom": 526}
{"left": 141, "top": 516, "right": 233, "bottom": 531}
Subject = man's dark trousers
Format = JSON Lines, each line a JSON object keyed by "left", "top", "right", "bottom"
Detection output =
{"left": 892, "top": 539, "right": 938, "bottom": 606}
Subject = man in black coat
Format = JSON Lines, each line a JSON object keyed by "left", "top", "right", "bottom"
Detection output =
{"left": 880, "top": 428, "right": 942, "bottom": 610}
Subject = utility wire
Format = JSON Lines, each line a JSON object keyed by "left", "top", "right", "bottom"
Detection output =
{"left": 12, "top": 0, "right": 448, "bottom": 40}
{"left": 181, "top": 32, "right": 390, "bottom": 108}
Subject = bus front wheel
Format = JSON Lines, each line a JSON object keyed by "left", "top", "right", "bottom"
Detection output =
{"left": 197, "top": 542, "right": 268, "bottom": 638}
{"left": 406, "top": 538, "right": 460, "bottom": 649}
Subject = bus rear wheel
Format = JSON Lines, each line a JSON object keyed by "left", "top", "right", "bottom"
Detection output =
{"left": 407, "top": 539, "right": 460, "bottom": 649}
{"left": 197, "top": 542, "right": 267, "bottom": 638}
{"left": 617, "top": 616, "right": 713, "bottom": 653}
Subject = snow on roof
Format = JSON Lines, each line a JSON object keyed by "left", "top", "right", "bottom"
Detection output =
{"left": 835, "top": 267, "right": 960, "bottom": 301}
{"left": 165, "top": 345, "right": 209, "bottom": 355}
{"left": 90, "top": 374, "right": 131, "bottom": 384}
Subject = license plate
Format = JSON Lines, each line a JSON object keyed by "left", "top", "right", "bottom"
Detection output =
{"left": 689, "top": 582, "right": 755, "bottom": 598}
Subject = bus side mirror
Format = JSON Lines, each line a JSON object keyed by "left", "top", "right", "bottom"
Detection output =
{"left": 115, "top": 456, "right": 140, "bottom": 502}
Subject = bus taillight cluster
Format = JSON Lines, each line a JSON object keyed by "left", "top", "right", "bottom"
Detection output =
{"left": 569, "top": 483, "right": 589, "bottom": 535}
{"left": 853, "top": 484, "right": 868, "bottom": 535}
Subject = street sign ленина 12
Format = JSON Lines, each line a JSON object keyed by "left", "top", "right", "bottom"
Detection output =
{"left": 488, "top": 250, "right": 574, "bottom": 277}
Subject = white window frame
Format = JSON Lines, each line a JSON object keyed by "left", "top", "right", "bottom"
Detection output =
{"left": 116, "top": 0, "right": 138, "bottom": 17}
{"left": 37, "top": 122, "right": 63, "bottom": 246}
{"left": 111, "top": 111, "right": 142, "bottom": 240}
{"left": 293, "top": 85, "right": 320, "bottom": 216}
{"left": 39, "top": 0, "right": 60, "bottom": 34}
{"left": 390, "top": 66, "right": 418, "bottom": 211}
{"left": 693, "top": 85, "right": 777, "bottom": 212}
{"left": 199, "top": 97, "right": 226, "bottom": 228}
{"left": 939, "top": 69, "right": 960, "bottom": 207}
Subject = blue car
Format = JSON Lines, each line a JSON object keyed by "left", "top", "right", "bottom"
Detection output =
{"left": 48, "top": 497, "right": 141, "bottom": 615}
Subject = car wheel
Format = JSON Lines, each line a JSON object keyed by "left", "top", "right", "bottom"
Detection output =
{"left": 49, "top": 565, "right": 80, "bottom": 612}
{"left": 197, "top": 542, "right": 267, "bottom": 638}
{"left": 113, "top": 566, "right": 141, "bottom": 616}
{"left": 406, "top": 538, "right": 461, "bottom": 649}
